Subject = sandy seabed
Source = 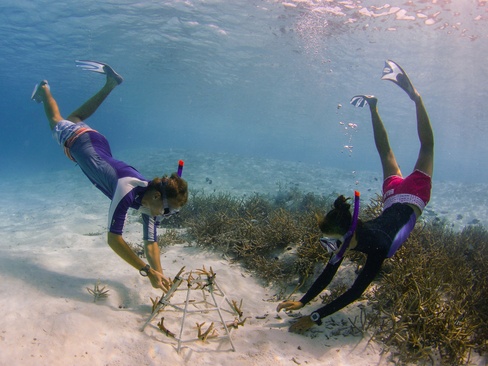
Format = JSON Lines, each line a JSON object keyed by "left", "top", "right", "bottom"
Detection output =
{"left": 1, "top": 149, "right": 486, "bottom": 365}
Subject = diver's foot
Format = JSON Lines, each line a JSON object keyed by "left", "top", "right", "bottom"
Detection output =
{"left": 350, "top": 95, "right": 377, "bottom": 108}
{"left": 31, "top": 80, "right": 49, "bottom": 103}
{"left": 102, "top": 64, "right": 124, "bottom": 85}
{"left": 75, "top": 60, "right": 124, "bottom": 85}
{"left": 381, "top": 60, "right": 420, "bottom": 102}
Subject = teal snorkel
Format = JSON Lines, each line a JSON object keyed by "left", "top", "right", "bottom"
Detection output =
{"left": 329, "top": 191, "right": 360, "bottom": 265}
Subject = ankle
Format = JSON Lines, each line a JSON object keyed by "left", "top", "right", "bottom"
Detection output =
{"left": 368, "top": 101, "right": 378, "bottom": 111}
{"left": 105, "top": 78, "right": 118, "bottom": 90}
{"left": 414, "top": 93, "right": 422, "bottom": 105}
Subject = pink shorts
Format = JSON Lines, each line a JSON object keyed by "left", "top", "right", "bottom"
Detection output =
{"left": 382, "top": 170, "right": 432, "bottom": 212}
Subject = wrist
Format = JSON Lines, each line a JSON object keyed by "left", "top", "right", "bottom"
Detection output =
{"left": 310, "top": 312, "right": 322, "bottom": 325}
{"left": 139, "top": 264, "right": 151, "bottom": 276}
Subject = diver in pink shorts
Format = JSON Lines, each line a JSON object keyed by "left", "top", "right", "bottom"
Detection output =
{"left": 278, "top": 60, "right": 434, "bottom": 333}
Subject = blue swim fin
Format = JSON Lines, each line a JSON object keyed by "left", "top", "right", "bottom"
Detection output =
{"left": 75, "top": 60, "right": 124, "bottom": 85}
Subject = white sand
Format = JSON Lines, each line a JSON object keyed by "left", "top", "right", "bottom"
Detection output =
{"left": 1, "top": 150, "right": 486, "bottom": 365}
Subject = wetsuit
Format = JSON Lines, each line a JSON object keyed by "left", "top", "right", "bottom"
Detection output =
{"left": 53, "top": 120, "right": 160, "bottom": 241}
{"left": 300, "top": 203, "right": 416, "bottom": 321}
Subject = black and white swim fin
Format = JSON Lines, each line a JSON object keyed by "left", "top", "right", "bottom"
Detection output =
{"left": 75, "top": 60, "right": 124, "bottom": 85}
{"left": 350, "top": 95, "right": 377, "bottom": 108}
{"left": 381, "top": 60, "right": 418, "bottom": 102}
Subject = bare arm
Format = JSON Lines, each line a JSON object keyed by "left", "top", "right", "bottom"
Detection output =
{"left": 144, "top": 240, "right": 164, "bottom": 274}
{"left": 107, "top": 232, "right": 171, "bottom": 292}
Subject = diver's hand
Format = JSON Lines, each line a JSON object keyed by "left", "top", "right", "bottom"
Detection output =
{"left": 289, "top": 315, "right": 316, "bottom": 334}
{"left": 276, "top": 300, "right": 304, "bottom": 312}
{"left": 147, "top": 269, "right": 172, "bottom": 292}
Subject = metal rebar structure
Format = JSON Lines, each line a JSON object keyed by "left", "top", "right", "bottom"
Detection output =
{"left": 141, "top": 267, "right": 244, "bottom": 353}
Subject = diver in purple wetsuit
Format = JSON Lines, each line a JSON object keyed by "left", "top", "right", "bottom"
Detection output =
{"left": 31, "top": 61, "right": 188, "bottom": 293}
{"left": 277, "top": 60, "right": 434, "bottom": 333}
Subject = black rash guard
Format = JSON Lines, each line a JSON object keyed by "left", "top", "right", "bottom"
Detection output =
{"left": 300, "top": 203, "right": 416, "bottom": 322}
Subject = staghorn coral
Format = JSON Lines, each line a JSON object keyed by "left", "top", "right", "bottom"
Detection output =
{"left": 366, "top": 223, "right": 488, "bottom": 365}
{"left": 86, "top": 280, "right": 110, "bottom": 303}
{"left": 132, "top": 185, "right": 487, "bottom": 364}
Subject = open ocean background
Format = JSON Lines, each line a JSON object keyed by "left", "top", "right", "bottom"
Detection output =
{"left": 1, "top": 3, "right": 487, "bottom": 364}
{"left": 1, "top": 0, "right": 487, "bottom": 229}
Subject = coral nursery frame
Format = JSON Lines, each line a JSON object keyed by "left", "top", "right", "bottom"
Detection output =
{"left": 141, "top": 266, "right": 245, "bottom": 353}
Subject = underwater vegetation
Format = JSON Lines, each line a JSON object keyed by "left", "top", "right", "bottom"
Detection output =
{"left": 156, "top": 186, "right": 487, "bottom": 365}
{"left": 362, "top": 198, "right": 488, "bottom": 365}
{"left": 163, "top": 184, "right": 331, "bottom": 286}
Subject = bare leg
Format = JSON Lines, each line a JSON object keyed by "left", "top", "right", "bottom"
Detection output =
{"left": 413, "top": 97, "right": 434, "bottom": 177}
{"left": 35, "top": 74, "right": 120, "bottom": 130}
{"left": 34, "top": 82, "right": 65, "bottom": 130}
{"left": 380, "top": 60, "right": 433, "bottom": 177}
{"left": 367, "top": 97, "right": 402, "bottom": 180}
{"left": 66, "top": 77, "right": 119, "bottom": 123}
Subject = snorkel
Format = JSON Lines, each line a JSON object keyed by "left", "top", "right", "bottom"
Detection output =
{"left": 329, "top": 191, "right": 360, "bottom": 265}
{"left": 177, "top": 159, "right": 184, "bottom": 177}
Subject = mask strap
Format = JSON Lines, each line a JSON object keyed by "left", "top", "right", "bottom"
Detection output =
{"left": 159, "top": 160, "right": 183, "bottom": 218}
{"left": 162, "top": 196, "right": 170, "bottom": 215}
{"left": 159, "top": 180, "right": 171, "bottom": 215}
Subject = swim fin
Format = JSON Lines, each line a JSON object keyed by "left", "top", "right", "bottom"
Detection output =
{"left": 350, "top": 95, "right": 377, "bottom": 108}
{"left": 75, "top": 60, "right": 124, "bottom": 85}
{"left": 31, "top": 80, "right": 49, "bottom": 103}
{"left": 381, "top": 60, "right": 419, "bottom": 102}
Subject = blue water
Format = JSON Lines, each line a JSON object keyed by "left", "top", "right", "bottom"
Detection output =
{"left": 1, "top": 0, "right": 487, "bottom": 184}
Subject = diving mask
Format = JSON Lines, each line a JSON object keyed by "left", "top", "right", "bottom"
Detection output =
{"left": 319, "top": 237, "right": 342, "bottom": 254}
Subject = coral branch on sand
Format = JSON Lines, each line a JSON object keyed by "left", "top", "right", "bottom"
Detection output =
{"left": 231, "top": 299, "right": 244, "bottom": 318}
{"left": 226, "top": 317, "right": 247, "bottom": 330}
{"left": 150, "top": 296, "right": 161, "bottom": 313}
{"left": 196, "top": 322, "right": 219, "bottom": 341}
{"left": 157, "top": 317, "right": 176, "bottom": 338}
{"left": 86, "top": 280, "right": 110, "bottom": 303}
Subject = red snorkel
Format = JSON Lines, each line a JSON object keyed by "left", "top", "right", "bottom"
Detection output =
{"left": 177, "top": 160, "right": 184, "bottom": 177}
{"left": 330, "top": 191, "right": 360, "bottom": 265}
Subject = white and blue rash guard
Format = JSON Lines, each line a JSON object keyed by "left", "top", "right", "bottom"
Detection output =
{"left": 61, "top": 123, "right": 160, "bottom": 241}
